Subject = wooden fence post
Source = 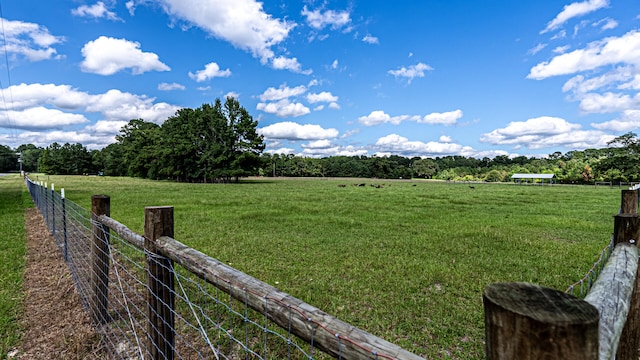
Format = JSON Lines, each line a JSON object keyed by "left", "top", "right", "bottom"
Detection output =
{"left": 484, "top": 282, "right": 599, "bottom": 359}
{"left": 621, "top": 190, "right": 638, "bottom": 214}
{"left": 144, "top": 206, "right": 175, "bottom": 360}
{"left": 616, "top": 189, "right": 640, "bottom": 360}
{"left": 91, "top": 195, "right": 111, "bottom": 325}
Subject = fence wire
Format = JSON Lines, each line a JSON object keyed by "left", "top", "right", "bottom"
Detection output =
{"left": 25, "top": 177, "right": 403, "bottom": 360}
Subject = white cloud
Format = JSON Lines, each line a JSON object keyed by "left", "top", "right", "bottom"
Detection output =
{"left": 358, "top": 109, "right": 461, "bottom": 126}
{"left": 541, "top": 0, "right": 609, "bottom": 34}
{"left": 578, "top": 92, "right": 640, "bottom": 113}
{"left": 0, "top": 107, "right": 88, "bottom": 130}
{"left": 375, "top": 134, "right": 473, "bottom": 157}
{"left": 1, "top": 18, "right": 64, "bottom": 61}
{"left": 313, "top": 105, "right": 324, "bottom": 111}
{"left": 258, "top": 121, "right": 338, "bottom": 140}
{"left": 362, "top": 35, "right": 379, "bottom": 44}
{"left": 306, "top": 91, "right": 338, "bottom": 103}
{"left": 331, "top": 59, "right": 339, "bottom": 69}
{"left": 71, "top": 2, "right": 122, "bottom": 21}
{"left": 188, "top": 62, "right": 231, "bottom": 82}
{"left": 302, "top": 139, "right": 333, "bottom": 149}
{"left": 84, "top": 120, "right": 128, "bottom": 135}
{"left": 158, "top": 82, "right": 185, "bottom": 91}
{"left": 301, "top": 6, "right": 350, "bottom": 30}
{"left": 592, "top": 109, "right": 640, "bottom": 131}
{"left": 562, "top": 67, "right": 636, "bottom": 94}
{"left": 156, "top": 0, "right": 293, "bottom": 63}
{"left": 1, "top": 83, "right": 182, "bottom": 126}
{"left": 257, "top": 99, "right": 310, "bottom": 117}
{"left": 528, "top": 43, "right": 547, "bottom": 55}
{"left": 271, "top": 56, "right": 312, "bottom": 74}
{"left": 259, "top": 84, "right": 307, "bottom": 102}
{"left": 329, "top": 102, "right": 340, "bottom": 110}
{"left": 80, "top": 36, "right": 170, "bottom": 75}
{"left": 358, "top": 110, "right": 418, "bottom": 126}
{"left": 528, "top": 30, "right": 640, "bottom": 80}
{"left": 552, "top": 45, "right": 571, "bottom": 54}
{"left": 480, "top": 116, "right": 613, "bottom": 149}
{"left": 593, "top": 17, "right": 618, "bottom": 31}
{"left": 420, "top": 110, "right": 463, "bottom": 125}
{"left": 388, "top": 62, "right": 433, "bottom": 83}
{"left": 225, "top": 91, "right": 240, "bottom": 100}
{"left": 439, "top": 135, "right": 453, "bottom": 143}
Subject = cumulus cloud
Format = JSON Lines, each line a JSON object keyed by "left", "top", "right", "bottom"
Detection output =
{"left": 156, "top": 0, "right": 293, "bottom": 63}
{"left": 375, "top": 134, "right": 474, "bottom": 157}
{"left": 1, "top": 18, "right": 64, "bottom": 61}
{"left": 541, "top": 0, "right": 609, "bottom": 34}
{"left": 0, "top": 107, "right": 89, "bottom": 130}
{"left": 71, "top": 2, "right": 122, "bottom": 21}
{"left": 257, "top": 100, "right": 310, "bottom": 118}
{"left": 592, "top": 109, "right": 640, "bottom": 131}
{"left": 420, "top": 110, "right": 464, "bottom": 125}
{"left": 188, "top": 62, "right": 231, "bottom": 82}
{"left": 306, "top": 91, "right": 338, "bottom": 103}
{"left": 388, "top": 62, "right": 433, "bottom": 83}
{"left": 0, "top": 83, "right": 180, "bottom": 126}
{"left": 258, "top": 121, "right": 338, "bottom": 140}
{"left": 271, "top": 56, "right": 312, "bottom": 74}
{"left": 158, "top": 82, "right": 185, "bottom": 91}
{"left": 80, "top": 36, "right": 170, "bottom": 75}
{"left": 528, "top": 30, "right": 640, "bottom": 80}
{"left": 358, "top": 109, "right": 461, "bottom": 126}
{"left": 480, "top": 116, "right": 613, "bottom": 149}
{"left": 578, "top": 92, "right": 640, "bottom": 113}
{"left": 301, "top": 6, "right": 350, "bottom": 30}
{"left": 358, "top": 111, "right": 418, "bottom": 126}
{"left": 259, "top": 84, "right": 307, "bottom": 102}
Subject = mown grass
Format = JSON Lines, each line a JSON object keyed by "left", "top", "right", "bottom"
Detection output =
{"left": 34, "top": 174, "right": 620, "bottom": 358}
{"left": 0, "top": 175, "right": 29, "bottom": 358}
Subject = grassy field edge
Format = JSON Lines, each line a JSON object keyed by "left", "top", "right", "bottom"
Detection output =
{"left": 0, "top": 175, "right": 29, "bottom": 358}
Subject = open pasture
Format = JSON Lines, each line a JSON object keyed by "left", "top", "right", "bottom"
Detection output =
{"left": 34, "top": 175, "right": 619, "bottom": 358}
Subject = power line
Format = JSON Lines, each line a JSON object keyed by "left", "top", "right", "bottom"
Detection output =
{"left": 0, "top": 1, "right": 17, "bottom": 145}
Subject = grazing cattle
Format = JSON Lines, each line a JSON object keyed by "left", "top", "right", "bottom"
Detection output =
{"left": 359, "top": 183, "right": 366, "bottom": 187}
{"left": 338, "top": 184, "right": 346, "bottom": 187}
{"left": 469, "top": 186, "right": 475, "bottom": 189}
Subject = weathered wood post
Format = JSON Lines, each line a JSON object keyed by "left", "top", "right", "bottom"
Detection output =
{"left": 144, "top": 206, "right": 175, "bottom": 360}
{"left": 91, "top": 195, "right": 111, "bottom": 324}
{"left": 615, "top": 189, "right": 640, "bottom": 360}
{"left": 483, "top": 282, "right": 599, "bottom": 359}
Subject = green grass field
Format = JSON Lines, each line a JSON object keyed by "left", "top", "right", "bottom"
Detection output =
{"left": 0, "top": 175, "right": 28, "bottom": 358}
{"left": 26, "top": 175, "right": 621, "bottom": 358}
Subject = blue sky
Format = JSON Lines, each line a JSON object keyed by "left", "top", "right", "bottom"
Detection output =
{"left": 0, "top": 0, "right": 639, "bottom": 158}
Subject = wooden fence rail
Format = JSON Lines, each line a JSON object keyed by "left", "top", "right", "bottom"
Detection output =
{"left": 484, "top": 189, "right": 640, "bottom": 360}
{"left": 91, "top": 200, "right": 423, "bottom": 360}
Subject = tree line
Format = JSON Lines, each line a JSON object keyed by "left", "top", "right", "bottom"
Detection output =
{"left": 1, "top": 97, "right": 639, "bottom": 184}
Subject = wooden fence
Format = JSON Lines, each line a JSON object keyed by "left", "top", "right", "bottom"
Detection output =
{"left": 484, "top": 189, "right": 640, "bottom": 359}
{"left": 90, "top": 195, "right": 423, "bottom": 360}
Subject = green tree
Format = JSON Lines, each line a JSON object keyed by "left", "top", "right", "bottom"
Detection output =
{"left": 116, "top": 119, "right": 162, "bottom": 178}
{"left": 16, "top": 144, "right": 43, "bottom": 172}
{"left": 0, "top": 145, "right": 18, "bottom": 172}
{"left": 412, "top": 158, "right": 439, "bottom": 179}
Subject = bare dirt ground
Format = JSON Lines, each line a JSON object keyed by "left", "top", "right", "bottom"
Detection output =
{"left": 12, "top": 208, "right": 104, "bottom": 359}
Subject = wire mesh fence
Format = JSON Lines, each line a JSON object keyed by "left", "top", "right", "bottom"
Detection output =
{"left": 24, "top": 177, "right": 421, "bottom": 360}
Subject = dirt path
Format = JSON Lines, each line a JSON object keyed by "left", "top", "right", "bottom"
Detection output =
{"left": 13, "top": 208, "right": 103, "bottom": 359}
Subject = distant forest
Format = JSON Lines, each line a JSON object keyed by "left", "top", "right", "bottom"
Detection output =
{"left": 1, "top": 98, "right": 640, "bottom": 184}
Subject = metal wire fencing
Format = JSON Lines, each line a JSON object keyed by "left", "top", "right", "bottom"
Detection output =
{"left": 24, "top": 177, "right": 422, "bottom": 360}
